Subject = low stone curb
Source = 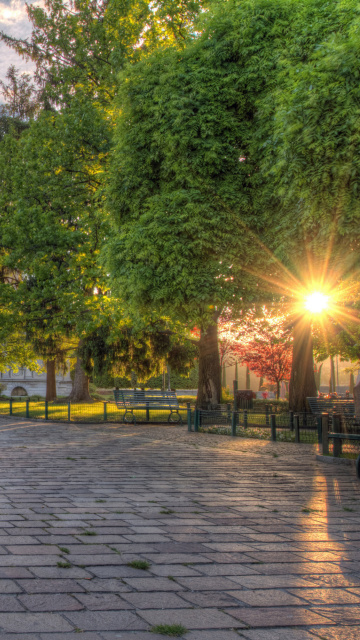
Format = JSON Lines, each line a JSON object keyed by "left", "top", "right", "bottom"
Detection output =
{"left": 316, "top": 453, "right": 355, "bottom": 466}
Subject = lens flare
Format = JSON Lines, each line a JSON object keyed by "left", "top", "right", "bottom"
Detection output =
{"left": 305, "top": 292, "right": 329, "bottom": 314}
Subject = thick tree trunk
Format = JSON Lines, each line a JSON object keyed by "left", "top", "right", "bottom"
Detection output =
{"left": 259, "top": 377, "right": 264, "bottom": 390}
{"left": 68, "top": 356, "right": 92, "bottom": 402}
{"left": 289, "top": 318, "right": 317, "bottom": 412}
{"left": 46, "top": 360, "right": 57, "bottom": 402}
{"left": 197, "top": 320, "right": 221, "bottom": 409}
{"left": 353, "top": 372, "right": 360, "bottom": 417}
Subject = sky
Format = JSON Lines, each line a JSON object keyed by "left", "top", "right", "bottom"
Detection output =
{"left": 0, "top": 0, "right": 37, "bottom": 84}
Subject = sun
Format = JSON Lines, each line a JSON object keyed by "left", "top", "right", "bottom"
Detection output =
{"left": 304, "top": 291, "right": 329, "bottom": 314}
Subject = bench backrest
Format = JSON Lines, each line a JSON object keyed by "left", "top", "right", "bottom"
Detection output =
{"left": 307, "top": 397, "right": 355, "bottom": 416}
{"left": 113, "top": 389, "right": 179, "bottom": 408}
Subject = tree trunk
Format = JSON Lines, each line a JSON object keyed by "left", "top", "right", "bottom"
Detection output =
{"left": 314, "top": 363, "right": 323, "bottom": 391}
{"left": 350, "top": 372, "right": 355, "bottom": 395}
{"left": 289, "top": 318, "right": 317, "bottom": 412}
{"left": 68, "top": 355, "right": 92, "bottom": 402}
{"left": 246, "top": 365, "right": 251, "bottom": 390}
{"left": 354, "top": 372, "right": 360, "bottom": 417}
{"left": 276, "top": 380, "right": 280, "bottom": 400}
{"left": 46, "top": 359, "right": 56, "bottom": 402}
{"left": 329, "top": 357, "right": 336, "bottom": 393}
{"left": 235, "top": 361, "right": 238, "bottom": 382}
{"left": 222, "top": 363, "right": 226, "bottom": 388}
{"left": 259, "top": 376, "right": 264, "bottom": 390}
{"left": 197, "top": 319, "right": 221, "bottom": 409}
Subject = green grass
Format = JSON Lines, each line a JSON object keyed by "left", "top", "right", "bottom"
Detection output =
{"left": 80, "top": 530, "right": 97, "bottom": 536}
{"left": 57, "top": 561, "right": 71, "bottom": 568}
{"left": 127, "top": 560, "right": 151, "bottom": 571}
{"left": 150, "top": 624, "right": 187, "bottom": 637}
{"left": 0, "top": 399, "right": 188, "bottom": 423}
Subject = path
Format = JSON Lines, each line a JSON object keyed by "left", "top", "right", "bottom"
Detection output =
{"left": 0, "top": 416, "right": 358, "bottom": 639}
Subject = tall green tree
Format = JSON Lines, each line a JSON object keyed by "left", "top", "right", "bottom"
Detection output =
{"left": 107, "top": 0, "right": 307, "bottom": 406}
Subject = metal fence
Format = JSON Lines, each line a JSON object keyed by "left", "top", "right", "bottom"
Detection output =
{"left": 187, "top": 408, "right": 320, "bottom": 444}
{"left": 0, "top": 399, "right": 188, "bottom": 424}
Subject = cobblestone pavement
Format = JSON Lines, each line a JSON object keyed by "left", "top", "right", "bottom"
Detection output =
{"left": 0, "top": 416, "right": 358, "bottom": 639}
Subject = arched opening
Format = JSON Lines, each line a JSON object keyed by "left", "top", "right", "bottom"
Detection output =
{"left": 11, "top": 386, "right": 28, "bottom": 397}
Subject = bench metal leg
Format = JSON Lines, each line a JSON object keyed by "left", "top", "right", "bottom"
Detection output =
{"left": 123, "top": 409, "right": 136, "bottom": 424}
{"left": 168, "top": 410, "right": 182, "bottom": 424}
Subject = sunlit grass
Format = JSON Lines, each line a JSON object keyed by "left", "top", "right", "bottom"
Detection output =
{"left": 0, "top": 400, "right": 188, "bottom": 424}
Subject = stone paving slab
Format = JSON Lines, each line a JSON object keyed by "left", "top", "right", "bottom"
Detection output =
{"left": 0, "top": 416, "right": 359, "bottom": 638}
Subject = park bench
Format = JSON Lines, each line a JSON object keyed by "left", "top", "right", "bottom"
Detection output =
{"left": 307, "top": 397, "right": 355, "bottom": 417}
{"left": 113, "top": 389, "right": 182, "bottom": 424}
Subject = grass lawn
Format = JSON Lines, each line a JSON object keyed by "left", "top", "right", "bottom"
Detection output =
{"left": 0, "top": 399, "right": 188, "bottom": 424}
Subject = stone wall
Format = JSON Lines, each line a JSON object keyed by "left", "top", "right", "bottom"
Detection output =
{"left": 0, "top": 363, "right": 72, "bottom": 398}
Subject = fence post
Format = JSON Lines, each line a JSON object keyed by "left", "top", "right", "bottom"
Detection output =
{"left": 294, "top": 414, "right": 300, "bottom": 443}
{"left": 265, "top": 404, "right": 270, "bottom": 426}
{"left": 243, "top": 409, "right": 248, "bottom": 429}
{"left": 187, "top": 407, "right": 192, "bottom": 432}
{"left": 231, "top": 411, "right": 237, "bottom": 436}
{"left": 26, "top": 398, "right": 30, "bottom": 419}
{"left": 146, "top": 401, "right": 150, "bottom": 422}
{"left": 45, "top": 400, "right": 48, "bottom": 420}
{"left": 233, "top": 380, "right": 238, "bottom": 412}
{"left": 332, "top": 413, "right": 342, "bottom": 457}
{"left": 317, "top": 414, "right": 322, "bottom": 445}
{"left": 67, "top": 401, "right": 71, "bottom": 423}
{"left": 270, "top": 414, "right": 276, "bottom": 441}
{"left": 194, "top": 409, "right": 199, "bottom": 432}
{"left": 9, "top": 398, "right": 12, "bottom": 416}
{"left": 289, "top": 411, "right": 294, "bottom": 431}
{"left": 103, "top": 401, "right": 108, "bottom": 421}
{"left": 322, "top": 413, "right": 329, "bottom": 455}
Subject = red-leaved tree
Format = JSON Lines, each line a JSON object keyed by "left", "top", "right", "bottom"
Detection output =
{"left": 235, "top": 309, "right": 293, "bottom": 399}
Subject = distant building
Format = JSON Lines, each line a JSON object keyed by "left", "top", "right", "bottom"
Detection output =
{"left": 0, "top": 363, "right": 72, "bottom": 398}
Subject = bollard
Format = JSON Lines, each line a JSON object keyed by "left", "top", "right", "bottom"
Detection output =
{"left": 187, "top": 407, "right": 192, "bottom": 432}
{"left": 146, "top": 401, "right": 150, "bottom": 422}
{"left": 26, "top": 398, "right": 30, "bottom": 419}
{"left": 356, "top": 454, "right": 360, "bottom": 480}
{"left": 231, "top": 411, "right": 237, "bottom": 436}
{"left": 45, "top": 400, "right": 48, "bottom": 420}
{"left": 270, "top": 414, "right": 276, "bottom": 442}
{"left": 243, "top": 409, "right": 248, "bottom": 429}
{"left": 103, "top": 401, "right": 108, "bottom": 421}
{"left": 9, "top": 398, "right": 12, "bottom": 416}
{"left": 289, "top": 411, "right": 294, "bottom": 432}
{"left": 67, "top": 401, "right": 71, "bottom": 423}
{"left": 322, "top": 413, "right": 329, "bottom": 455}
{"left": 294, "top": 414, "right": 300, "bottom": 443}
{"left": 332, "top": 413, "right": 342, "bottom": 457}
